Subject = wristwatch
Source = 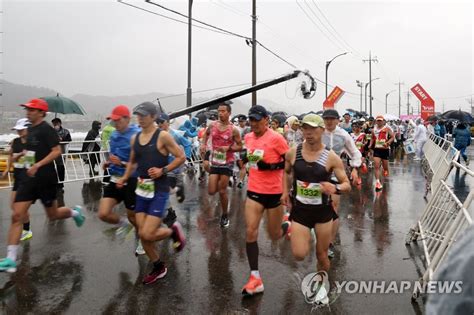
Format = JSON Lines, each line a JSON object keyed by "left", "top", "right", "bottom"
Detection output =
{"left": 162, "top": 166, "right": 168, "bottom": 176}
{"left": 335, "top": 184, "right": 342, "bottom": 195}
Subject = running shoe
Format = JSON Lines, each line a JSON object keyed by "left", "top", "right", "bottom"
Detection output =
{"left": 328, "top": 243, "right": 335, "bottom": 259}
{"left": 163, "top": 208, "right": 177, "bottom": 227}
{"left": 375, "top": 180, "right": 383, "bottom": 192}
{"left": 135, "top": 240, "right": 146, "bottom": 256}
{"left": 116, "top": 222, "right": 134, "bottom": 240}
{"left": 220, "top": 215, "right": 230, "bottom": 228}
{"left": 356, "top": 177, "right": 362, "bottom": 186}
{"left": 466, "top": 158, "right": 470, "bottom": 166}
{"left": 20, "top": 230, "right": 33, "bottom": 241}
{"left": 313, "top": 280, "right": 329, "bottom": 305}
{"left": 383, "top": 169, "right": 389, "bottom": 177}
{"left": 242, "top": 274, "right": 264, "bottom": 296}
{"left": 72, "top": 205, "right": 86, "bottom": 227}
{"left": 171, "top": 222, "right": 186, "bottom": 252}
{"left": 360, "top": 163, "right": 368, "bottom": 174}
{"left": 281, "top": 220, "right": 291, "bottom": 240}
{"left": 237, "top": 181, "right": 243, "bottom": 189}
{"left": 413, "top": 157, "right": 421, "bottom": 161}
{"left": 0, "top": 258, "right": 17, "bottom": 273}
{"left": 176, "top": 186, "right": 185, "bottom": 203}
{"left": 143, "top": 264, "right": 167, "bottom": 285}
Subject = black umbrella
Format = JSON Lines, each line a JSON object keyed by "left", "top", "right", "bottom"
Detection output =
{"left": 426, "top": 114, "right": 439, "bottom": 122}
{"left": 440, "top": 110, "right": 473, "bottom": 123}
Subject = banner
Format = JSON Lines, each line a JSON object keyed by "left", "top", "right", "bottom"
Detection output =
{"left": 323, "top": 86, "right": 345, "bottom": 109}
{"left": 410, "top": 83, "right": 435, "bottom": 121}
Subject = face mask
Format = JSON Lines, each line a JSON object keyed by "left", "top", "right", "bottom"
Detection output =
{"left": 54, "top": 125, "right": 60, "bottom": 131}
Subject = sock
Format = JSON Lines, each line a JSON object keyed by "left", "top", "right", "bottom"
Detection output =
{"left": 246, "top": 241, "right": 259, "bottom": 271}
{"left": 251, "top": 270, "right": 261, "bottom": 279}
{"left": 7, "top": 245, "right": 19, "bottom": 262}
{"left": 70, "top": 209, "right": 80, "bottom": 218}
{"left": 23, "top": 222, "right": 30, "bottom": 231}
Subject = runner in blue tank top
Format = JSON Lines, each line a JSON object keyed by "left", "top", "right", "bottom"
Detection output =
{"left": 117, "top": 102, "right": 186, "bottom": 285}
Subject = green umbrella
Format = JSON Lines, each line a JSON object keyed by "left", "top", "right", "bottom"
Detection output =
{"left": 40, "top": 95, "right": 87, "bottom": 117}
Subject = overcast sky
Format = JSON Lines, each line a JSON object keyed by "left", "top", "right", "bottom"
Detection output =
{"left": 3, "top": 0, "right": 473, "bottom": 115}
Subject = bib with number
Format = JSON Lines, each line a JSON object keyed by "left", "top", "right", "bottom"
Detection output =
{"left": 247, "top": 149, "right": 264, "bottom": 169}
{"left": 375, "top": 139, "right": 386, "bottom": 148}
{"left": 23, "top": 151, "right": 36, "bottom": 169}
{"left": 136, "top": 177, "right": 155, "bottom": 199}
{"left": 211, "top": 150, "right": 227, "bottom": 165}
{"left": 13, "top": 154, "right": 26, "bottom": 169}
{"left": 110, "top": 175, "right": 126, "bottom": 184}
{"left": 356, "top": 142, "right": 364, "bottom": 149}
{"left": 296, "top": 180, "right": 322, "bottom": 205}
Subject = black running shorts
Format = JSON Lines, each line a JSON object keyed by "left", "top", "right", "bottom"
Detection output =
{"left": 247, "top": 190, "right": 282, "bottom": 209}
{"left": 103, "top": 177, "right": 137, "bottom": 210}
{"left": 373, "top": 148, "right": 390, "bottom": 160}
{"left": 15, "top": 176, "right": 57, "bottom": 207}
{"left": 210, "top": 166, "right": 233, "bottom": 177}
{"left": 290, "top": 204, "right": 337, "bottom": 228}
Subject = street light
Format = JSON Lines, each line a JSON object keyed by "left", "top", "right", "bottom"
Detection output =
{"left": 325, "top": 52, "right": 348, "bottom": 99}
{"left": 365, "top": 77, "right": 379, "bottom": 115}
{"left": 385, "top": 90, "right": 396, "bottom": 114}
{"left": 356, "top": 80, "right": 364, "bottom": 112}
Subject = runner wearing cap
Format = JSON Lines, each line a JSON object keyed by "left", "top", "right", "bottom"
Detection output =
{"left": 200, "top": 101, "right": 242, "bottom": 228}
{"left": 241, "top": 105, "right": 290, "bottom": 296}
{"left": 321, "top": 109, "right": 362, "bottom": 259}
{"left": 350, "top": 121, "right": 368, "bottom": 185}
{"left": 0, "top": 99, "right": 85, "bottom": 273}
{"left": 236, "top": 115, "right": 251, "bottom": 189}
{"left": 363, "top": 117, "right": 376, "bottom": 167}
{"left": 369, "top": 115, "right": 394, "bottom": 192}
{"left": 1, "top": 118, "right": 33, "bottom": 241}
{"left": 284, "top": 116, "right": 303, "bottom": 148}
{"left": 282, "top": 114, "right": 351, "bottom": 303}
{"left": 98, "top": 105, "right": 145, "bottom": 256}
{"left": 117, "top": 102, "right": 186, "bottom": 285}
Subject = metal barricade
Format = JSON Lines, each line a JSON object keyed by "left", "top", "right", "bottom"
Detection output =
{"left": 406, "top": 161, "right": 473, "bottom": 300}
{"left": 56, "top": 150, "right": 109, "bottom": 183}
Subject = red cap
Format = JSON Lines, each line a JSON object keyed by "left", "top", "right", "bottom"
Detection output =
{"left": 21, "top": 98, "right": 49, "bottom": 112}
{"left": 107, "top": 105, "right": 130, "bottom": 121}
{"left": 375, "top": 115, "right": 385, "bottom": 121}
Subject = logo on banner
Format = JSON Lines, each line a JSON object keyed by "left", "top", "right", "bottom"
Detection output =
{"left": 323, "top": 86, "right": 345, "bottom": 109}
{"left": 410, "top": 83, "right": 435, "bottom": 120}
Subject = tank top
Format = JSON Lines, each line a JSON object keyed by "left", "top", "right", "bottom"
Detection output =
{"left": 11, "top": 137, "right": 27, "bottom": 181}
{"left": 352, "top": 133, "right": 366, "bottom": 152}
{"left": 373, "top": 126, "right": 390, "bottom": 149}
{"left": 210, "top": 122, "right": 234, "bottom": 166}
{"left": 292, "top": 144, "right": 332, "bottom": 209}
{"left": 133, "top": 129, "right": 169, "bottom": 192}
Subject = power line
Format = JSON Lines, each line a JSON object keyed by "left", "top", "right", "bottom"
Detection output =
{"left": 256, "top": 41, "right": 298, "bottom": 68}
{"left": 436, "top": 93, "right": 474, "bottom": 100}
{"left": 117, "top": 0, "right": 229, "bottom": 36}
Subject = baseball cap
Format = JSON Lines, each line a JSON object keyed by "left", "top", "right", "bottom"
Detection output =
{"left": 156, "top": 112, "right": 170, "bottom": 124}
{"left": 301, "top": 114, "right": 324, "bottom": 128}
{"left": 11, "top": 118, "right": 31, "bottom": 131}
{"left": 322, "top": 109, "right": 340, "bottom": 119}
{"left": 376, "top": 115, "right": 385, "bottom": 121}
{"left": 107, "top": 105, "right": 130, "bottom": 121}
{"left": 286, "top": 116, "right": 300, "bottom": 127}
{"left": 343, "top": 112, "right": 351, "bottom": 117}
{"left": 238, "top": 114, "right": 247, "bottom": 121}
{"left": 20, "top": 98, "right": 48, "bottom": 112}
{"left": 133, "top": 102, "right": 158, "bottom": 116}
{"left": 248, "top": 105, "right": 268, "bottom": 121}
{"left": 368, "top": 116, "right": 375, "bottom": 121}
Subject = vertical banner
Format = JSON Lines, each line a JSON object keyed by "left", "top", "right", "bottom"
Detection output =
{"left": 410, "top": 83, "right": 435, "bottom": 121}
{"left": 323, "top": 86, "right": 345, "bottom": 110}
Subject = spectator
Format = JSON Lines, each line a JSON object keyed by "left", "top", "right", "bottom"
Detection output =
{"left": 82, "top": 121, "right": 102, "bottom": 176}
{"left": 413, "top": 119, "right": 427, "bottom": 161}
{"left": 438, "top": 120, "right": 447, "bottom": 139}
{"left": 51, "top": 118, "right": 72, "bottom": 190}
{"left": 452, "top": 122, "right": 471, "bottom": 166}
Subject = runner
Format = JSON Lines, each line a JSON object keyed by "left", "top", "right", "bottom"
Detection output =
{"left": 241, "top": 105, "right": 290, "bottom": 296}
{"left": 117, "top": 102, "right": 186, "bottom": 285}
{"left": 97, "top": 105, "right": 144, "bottom": 256}
{"left": 339, "top": 113, "right": 352, "bottom": 133}
{"left": 350, "top": 121, "right": 367, "bottom": 185}
{"left": 199, "top": 101, "right": 242, "bottom": 228}
{"left": 321, "top": 109, "right": 362, "bottom": 259}
{"left": 0, "top": 99, "right": 85, "bottom": 273}
{"left": 363, "top": 116, "right": 376, "bottom": 167}
{"left": 369, "top": 115, "right": 394, "bottom": 192}
{"left": 236, "top": 115, "right": 251, "bottom": 189}
{"left": 284, "top": 116, "right": 303, "bottom": 148}
{"left": 281, "top": 114, "right": 351, "bottom": 303}
{"left": 1, "top": 118, "right": 33, "bottom": 241}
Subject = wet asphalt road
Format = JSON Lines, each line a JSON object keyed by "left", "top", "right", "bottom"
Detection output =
{"left": 0, "top": 152, "right": 472, "bottom": 314}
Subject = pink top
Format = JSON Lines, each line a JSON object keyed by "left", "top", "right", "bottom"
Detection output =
{"left": 245, "top": 128, "right": 289, "bottom": 194}
{"left": 210, "top": 122, "right": 235, "bottom": 165}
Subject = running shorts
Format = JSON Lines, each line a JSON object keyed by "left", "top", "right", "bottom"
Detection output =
{"left": 103, "top": 177, "right": 137, "bottom": 210}
{"left": 247, "top": 190, "right": 282, "bottom": 209}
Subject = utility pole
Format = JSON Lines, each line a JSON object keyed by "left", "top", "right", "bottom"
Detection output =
{"left": 406, "top": 91, "right": 410, "bottom": 115}
{"left": 356, "top": 80, "right": 363, "bottom": 112}
{"left": 186, "top": 0, "right": 193, "bottom": 108}
{"left": 363, "top": 51, "right": 378, "bottom": 117}
{"left": 251, "top": 0, "right": 257, "bottom": 106}
{"left": 395, "top": 80, "right": 404, "bottom": 117}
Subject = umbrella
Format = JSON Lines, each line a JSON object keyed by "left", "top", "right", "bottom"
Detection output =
{"left": 384, "top": 114, "right": 399, "bottom": 121}
{"left": 426, "top": 114, "right": 439, "bottom": 122}
{"left": 40, "top": 95, "right": 87, "bottom": 117}
{"left": 440, "top": 110, "right": 473, "bottom": 123}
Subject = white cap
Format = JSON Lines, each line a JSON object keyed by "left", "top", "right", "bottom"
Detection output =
{"left": 12, "top": 118, "right": 31, "bottom": 131}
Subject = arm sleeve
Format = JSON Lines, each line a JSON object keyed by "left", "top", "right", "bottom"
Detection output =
{"left": 344, "top": 132, "right": 362, "bottom": 167}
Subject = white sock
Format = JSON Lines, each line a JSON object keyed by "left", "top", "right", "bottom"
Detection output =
{"left": 70, "top": 209, "right": 80, "bottom": 218}
{"left": 7, "top": 245, "right": 19, "bottom": 262}
{"left": 118, "top": 217, "right": 129, "bottom": 227}
{"left": 251, "top": 270, "right": 260, "bottom": 279}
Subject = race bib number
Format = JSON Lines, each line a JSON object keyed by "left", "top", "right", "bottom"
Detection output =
{"left": 366, "top": 134, "right": 372, "bottom": 141}
{"left": 356, "top": 142, "right": 364, "bottom": 149}
{"left": 211, "top": 150, "right": 227, "bottom": 165}
{"left": 23, "top": 151, "right": 36, "bottom": 169}
{"left": 110, "top": 175, "right": 126, "bottom": 184}
{"left": 135, "top": 177, "right": 155, "bottom": 199}
{"left": 296, "top": 180, "right": 322, "bottom": 205}
{"left": 375, "top": 139, "right": 386, "bottom": 148}
{"left": 13, "top": 154, "right": 26, "bottom": 169}
{"left": 248, "top": 149, "right": 264, "bottom": 169}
